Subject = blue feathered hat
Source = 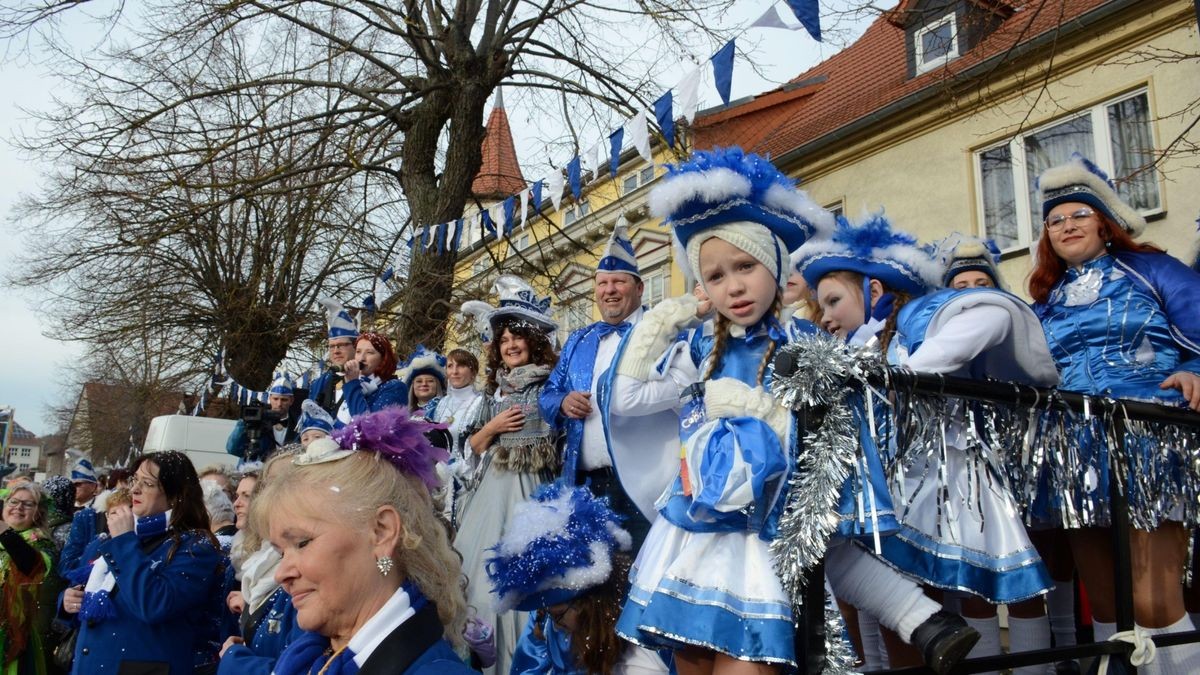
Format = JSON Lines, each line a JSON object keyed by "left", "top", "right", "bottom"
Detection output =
{"left": 295, "top": 399, "right": 335, "bottom": 436}
{"left": 930, "top": 233, "right": 1005, "bottom": 290}
{"left": 650, "top": 147, "right": 834, "bottom": 251}
{"left": 396, "top": 344, "right": 447, "bottom": 389}
{"left": 793, "top": 213, "right": 941, "bottom": 295}
{"left": 1037, "top": 153, "right": 1146, "bottom": 236}
{"left": 486, "top": 483, "right": 632, "bottom": 612}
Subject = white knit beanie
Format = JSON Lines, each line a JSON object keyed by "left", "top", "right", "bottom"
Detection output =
{"left": 685, "top": 221, "right": 788, "bottom": 289}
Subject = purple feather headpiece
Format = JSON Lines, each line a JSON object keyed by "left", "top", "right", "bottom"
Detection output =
{"left": 326, "top": 407, "right": 449, "bottom": 491}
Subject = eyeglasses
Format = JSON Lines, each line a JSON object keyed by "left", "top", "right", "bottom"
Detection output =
{"left": 1045, "top": 207, "right": 1097, "bottom": 231}
{"left": 5, "top": 498, "right": 37, "bottom": 510}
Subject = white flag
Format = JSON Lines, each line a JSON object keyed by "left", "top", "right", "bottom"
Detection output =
{"left": 677, "top": 66, "right": 703, "bottom": 123}
{"left": 520, "top": 187, "right": 530, "bottom": 227}
{"left": 546, "top": 169, "right": 565, "bottom": 212}
{"left": 749, "top": 4, "right": 797, "bottom": 30}
{"left": 490, "top": 202, "right": 506, "bottom": 234}
{"left": 447, "top": 219, "right": 459, "bottom": 249}
{"left": 628, "top": 109, "right": 651, "bottom": 163}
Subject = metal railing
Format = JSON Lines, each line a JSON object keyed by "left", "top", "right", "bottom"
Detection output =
{"left": 794, "top": 367, "right": 1200, "bottom": 674}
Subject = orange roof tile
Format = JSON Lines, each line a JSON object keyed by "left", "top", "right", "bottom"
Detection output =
{"left": 694, "top": 0, "right": 1114, "bottom": 162}
{"left": 471, "top": 89, "right": 527, "bottom": 199}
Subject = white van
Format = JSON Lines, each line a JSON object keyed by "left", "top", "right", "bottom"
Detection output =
{"left": 142, "top": 414, "right": 240, "bottom": 472}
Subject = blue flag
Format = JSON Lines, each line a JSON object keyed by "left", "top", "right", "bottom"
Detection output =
{"left": 503, "top": 196, "right": 516, "bottom": 235}
{"left": 567, "top": 156, "right": 582, "bottom": 200}
{"left": 421, "top": 222, "right": 430, "bottom": 250}
{"left": 482, "top": 210, "right": 496, "bottom": 238}
{"left": 531, "top": 181, "right": 543, "bottom": 215}
{"left": 436, "top": 222, "right": 447, "bottom": 254}
{"left": 785, "top": 0, "right": 821, "bottom": 42}
{"left": 608, "top": 128, "right": 624, "bottom": 178}
{"left": 452, "top": 217, "right": 465, "bottom": 252}
{"left": 711, "top": 39, "right": 736, "bottom": 106}
{"left": 654, "top": 92, "right": 675, "bottom": 149}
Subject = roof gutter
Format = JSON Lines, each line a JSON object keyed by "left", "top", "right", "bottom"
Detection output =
{"left": 773, "top": 0, "right": 1146, "bottom": 171}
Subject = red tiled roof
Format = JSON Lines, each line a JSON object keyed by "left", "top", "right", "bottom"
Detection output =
{"left": 471, "top": 90, "right": 527, "bottom": 199}
{"left": 694, "top": 0, "right": 1113, "bottom": 160}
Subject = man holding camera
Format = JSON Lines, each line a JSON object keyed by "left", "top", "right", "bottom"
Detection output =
{"left": 225, "top": 373, "right": 300, "bottom": 463}
{"left": 309, "top": 297, "right": 359, "bottom": 417}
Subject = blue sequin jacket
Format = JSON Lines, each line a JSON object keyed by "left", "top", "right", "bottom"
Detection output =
{"left": 1033, "top": 251, "right": 1200, "bottom": 402}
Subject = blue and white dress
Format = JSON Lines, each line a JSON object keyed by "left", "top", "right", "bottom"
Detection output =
{"left": 879, "top": 287, "right": 1059, "bottom": 603}
{"left": 603, "top": 295, "right": 812, "bottom": 666}
{"left": 1032, "top": 251, "right": 1200, "bottom": 528}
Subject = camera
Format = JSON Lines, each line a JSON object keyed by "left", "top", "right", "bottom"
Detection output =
{"left": 240, "top": 403, "right": 283, "bottom": 427}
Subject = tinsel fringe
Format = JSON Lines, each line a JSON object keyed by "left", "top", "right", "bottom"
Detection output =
{"left": 491, "top": 439, "right": 562, "bottom": 474}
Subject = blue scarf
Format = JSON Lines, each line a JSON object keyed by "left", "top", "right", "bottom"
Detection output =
{"left": 80, "top": 510, "right": 172, "bottom": 622}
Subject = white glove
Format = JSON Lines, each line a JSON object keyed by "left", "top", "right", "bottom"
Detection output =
{"left": 616, "top": 294, "right": 702, "bottom": 380}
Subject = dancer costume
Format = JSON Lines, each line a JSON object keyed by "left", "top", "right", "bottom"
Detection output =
{"left": 602, "top": 148, "right": 833, "bottom": 666}
{"left": 398, "top": 345, "right": 447, "bottom": 416}
{"left": 1032, "top": 155, "right": 1200, "bottom": 529}
{"left": 488, "top": 484, "right": 669, "bottom": 675}
{"left": 454, "top": 275, "right": 560, "bottom": 675}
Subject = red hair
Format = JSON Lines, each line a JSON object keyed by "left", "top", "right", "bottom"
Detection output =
{"left": 357, "top": 332, "right": 398, "bottom": 381}
{"left": 1027, "top": 216, "right": 1163, "bottom": 304}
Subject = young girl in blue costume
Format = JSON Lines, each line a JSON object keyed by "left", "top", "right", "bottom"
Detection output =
{"left": 603, "top": 147, "right": 833, "bottom": 673}
{"left": 1028, "top": 155, "right": 1200, "bottom": 674}
{"left": 487, "top": 483, "right": 670, "bottom": 675}
{"left": 793, "top": 216, "right": 1015, "bottom": 675}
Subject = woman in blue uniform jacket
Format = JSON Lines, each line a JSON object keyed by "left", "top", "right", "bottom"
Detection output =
{"left": 336, "top": 332, "right": 408, "bottom": 426}
{"left": 1030, "top": 154, "right": 1200, "bottom": 671}
{"left": 62, "top": 451, "right": 223, "bottom": 674}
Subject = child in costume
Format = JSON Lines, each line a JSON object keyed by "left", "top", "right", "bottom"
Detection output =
{"left": 487, "top": 483, "right": 669, "bottom": 674}
{"left": 603, "top": 147, "right": 832, "bottom": 671}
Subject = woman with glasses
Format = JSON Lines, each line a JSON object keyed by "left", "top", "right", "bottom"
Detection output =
{"left": 1, "top": 481, "right": 55, "bottom": 675}
{"left": 63, "top": 451, "right": 224, "bottom": 674}
{"left": 1029, "top": 154, "right": 1200, "bottom": 673}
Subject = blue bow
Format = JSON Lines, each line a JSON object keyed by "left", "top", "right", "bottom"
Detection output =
{"left": 593, "top": 321, "right": 631, "bottom": 338}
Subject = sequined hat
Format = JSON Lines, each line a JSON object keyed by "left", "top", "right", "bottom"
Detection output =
{"left": 71, "top": 457, "right": 98, "bottom": 484}
{"left": 487, "top": 275, "right": 558, "bottom": 336}
{"left": 1037, "top": 153, "right": 1146, "bottom": 236}
{"left": 267, "top": 372, "right": 295, "bottom": 397}
{"left": 486, "top": 483, "right": 632, "bottom": 612}
{"left": 396, "top": 344, "right": 447, "bottom": 389}
{"left": 295, "top": 399, "right": 335, "bottom": 436}
{"left": 931, "top": 233, "right": 1005, "bottom": 290}
{"left": 597, "top": 220, "right": 640, "bottom": 279}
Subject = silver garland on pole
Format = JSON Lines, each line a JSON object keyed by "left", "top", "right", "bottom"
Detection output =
{"left": 823, "top": 601, "right": 862, "bottom": 675}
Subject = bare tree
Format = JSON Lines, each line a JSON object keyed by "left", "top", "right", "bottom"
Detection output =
{"left": 4, "top": 0, "right": 739, "bottom": 361}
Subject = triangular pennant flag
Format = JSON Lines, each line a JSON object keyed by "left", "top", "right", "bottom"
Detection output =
{"left": 608, "top": 127, "right": 624, "bottom": 178}
{"left": 452, "top": 217, "right": 464, "bottom": 252}
{"left": 490, "top": 203, "right": 506, "bottom": 238}
{"left": 750, "top": 5, "right": 793, "bottom": 30}
{"left": 547, "top": 170, "right": 564, "bottom": 212}
{"left": 653, "top": 92, "right": 675, "bottom": 150}
{"left": 677, "top": 66, "right": 703, "bottom": 123}
{"left": 784, "top": 0, "right": 821, "bottom": 42}
{"left": 482, "top": 209, "right": 496, "bottom": 238}
{"left": 421, "top": 222, "right": 431, "bottom": 250}
{"left": 531, "top": 180, "right": 544, "bottom": 216}
{"left": 520, "top": 187, "right": 530, "bottom": 227}
{"left": 629, "top": 109, "right": 651, "bottom": 163}
{"left": 711, "top": 39, "right": 736, "bottom": 106}
{"left": 503, "top": 196, "right": 516, "bottom": 235}
{"left": 436, "top": 221, "right": 447, "bottom": 254}
{"left": 567, "top": 156, "right": 582, "bottom": 201}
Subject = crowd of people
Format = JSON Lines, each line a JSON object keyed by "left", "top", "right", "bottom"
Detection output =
{"left": 2, "top": 147, "right": 1199, "bottom": 675}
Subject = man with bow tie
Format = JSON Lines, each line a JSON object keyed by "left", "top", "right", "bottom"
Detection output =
{"left": 540, "top": 222, "right": 650, "bottom": 548}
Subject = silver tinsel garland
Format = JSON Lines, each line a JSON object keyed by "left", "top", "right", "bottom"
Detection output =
{"left": 824, "top": 601, "right": 863, "bottom": 675}
{"left": 768, "top": 334, "right": 887, "bottom": 605}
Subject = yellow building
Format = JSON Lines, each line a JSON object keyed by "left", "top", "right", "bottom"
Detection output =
{"left": 449, "top": 96, "right": 691, "bottom": 348}
{"left": 693, "top": 0, "right": 1200, "bottom": 293}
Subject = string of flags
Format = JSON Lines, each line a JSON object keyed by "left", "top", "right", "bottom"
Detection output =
{"left": 386, "top": 0, "right": 821, "bottom": 268}
{"left": 190, "top": 350, "right": 324, "bottom": 416}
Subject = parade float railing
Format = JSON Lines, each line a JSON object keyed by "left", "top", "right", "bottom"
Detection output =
{"left": 772, "top": 340, "right": 1200, "bottom": 675}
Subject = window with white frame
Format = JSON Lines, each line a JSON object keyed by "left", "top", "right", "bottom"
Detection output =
{"left": 515, "top": 233, "right": 530, "bottom": 251}
{"left": 915, "top": 13, "right": 959, "bottom": 73}
{"left": 622, "top": 165, "right": 657, "bottom": 195}
{"left": 975, "top": 89, "right": 1160, "bottom": 251}
{"left": 642, "top": 266, "right": 670, "bottom": 306}
{"left": 563, "top": 201, "right": 591, "bottom": 226}
{"left": 471, "top": 256, "right": 488, "bottom": 277}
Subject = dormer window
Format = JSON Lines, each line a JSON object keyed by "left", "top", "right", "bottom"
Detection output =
{"left": 914, "top": 13, "right": 959, "bottom": 73}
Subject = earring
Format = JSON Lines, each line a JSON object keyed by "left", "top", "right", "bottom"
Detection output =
{"left": 376, "top": 556, "right": 394, "bottom": 576}
{"left": 1105, "top": 239, "right": 1113, "bottom": 248}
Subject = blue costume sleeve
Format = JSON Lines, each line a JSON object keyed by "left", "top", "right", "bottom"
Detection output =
{"left": 1133, "top": 252, "right": 1200, "bottom": 372}
{"left": 226, "top": 420, "right": 249, "bottom": 459}
{"left": 102, "top": 532, "right": 221, "bottom": 623}
{"left": 58, "top": 509, "right": 97, "bottom": 580}
{"left": 372, "top": 379, "right": 409, "bottom": 412}
{"left": 217, "top": 644, "right": 276, "bottom": 675}
{"left": 510, "top": 614, "right": 553, "bottom": 675}
{"left": 340, "top": 378, "right": 373, "bottom": 417}
{"left": 539, "top": 354, "right": 573, "bottom": 432}
{"left": 307, "top": 372, "right": 329, "bottom": 402}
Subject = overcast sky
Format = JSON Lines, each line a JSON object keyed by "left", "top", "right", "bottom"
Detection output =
{"left": 0, "top": 1, "right": 886, "bottom": 437}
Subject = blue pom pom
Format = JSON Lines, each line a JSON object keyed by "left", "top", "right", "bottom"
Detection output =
{"left": 834, "top": 212, "right": 915, "bottom": 257}
{"left": 664, "top": 147, "right": 795, "bottom": 198}
{"left": 1071, "top": 152, "right": 1115, "bottom": 189}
